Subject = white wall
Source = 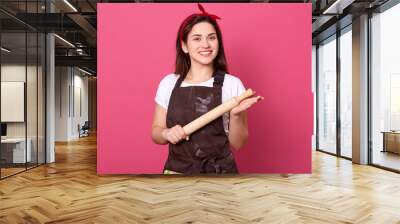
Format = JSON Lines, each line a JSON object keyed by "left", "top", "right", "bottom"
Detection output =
{"left": 55, "top": 66, "right": 69, "bottom": 141}
{"left": 72, "top": 73, "right": 89, "bottom": 138}
{"left": 1, "top": 65, "right": 41, "bottom": 137}
{"left": 1, "top": 65, "right": 26, "bottom": 132}
{"left": 55, "top": 67, "right": 89, "bottom": 141}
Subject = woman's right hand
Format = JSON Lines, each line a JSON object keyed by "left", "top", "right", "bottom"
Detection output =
{"left": 161, "top": 125, "right": 188, "bottom": 144}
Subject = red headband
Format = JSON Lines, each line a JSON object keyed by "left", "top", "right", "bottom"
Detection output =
{"left": 179, "top": 3, "right": 221, "bottom": 42}
{"left": 197, "top": 3, "right": 221, "bottom": 20}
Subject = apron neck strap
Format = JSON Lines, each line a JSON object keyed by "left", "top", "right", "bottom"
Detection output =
{"left": 174, "top": 70, "right": 225, "bottom": 89}
{"left": 213, "top": 71, "right": 225, "bottom": 87}
{"left": 174, "top": 75, "right": 184, "bottom": 89}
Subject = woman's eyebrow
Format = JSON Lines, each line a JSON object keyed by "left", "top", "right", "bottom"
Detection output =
{"left": 190, "top": 33, "right": 217, "bottom": 37}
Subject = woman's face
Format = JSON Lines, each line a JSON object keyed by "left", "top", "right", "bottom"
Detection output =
{"left": 182, "top": 22, "right": 219, "bottom": 67}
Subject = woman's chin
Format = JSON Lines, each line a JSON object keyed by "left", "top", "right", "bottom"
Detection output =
{"left": 194, "top": 58, "right": 215, "bottom": 66}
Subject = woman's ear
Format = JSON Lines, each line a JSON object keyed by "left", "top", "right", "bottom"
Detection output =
{"left": 181, "top": 41, "right": 188, "bottom": 54}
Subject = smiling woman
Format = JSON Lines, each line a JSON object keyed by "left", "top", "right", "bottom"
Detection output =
{"left": 150, "top": 4, "right": 263, "bottom": 175}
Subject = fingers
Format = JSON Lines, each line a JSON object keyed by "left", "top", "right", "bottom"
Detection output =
{"left": 175, "top": 125, "right": 187, "bottom": 138}
{"left": 249, "top": 91, "right": 263, "bottom": 102}
{"left": 247, "top": 95, "right": 264, "bottom": 105}
{"left": 241, "top": 95, "right": 264, "bottom": 109}
{"left": 231, "top": 95, "right": 264, "bottom": 116}
{"left": 165, "top": 125, "right": 188, "bottom": 144}
{"left": 171, "top": 132, "right": 180, "bottom": 144}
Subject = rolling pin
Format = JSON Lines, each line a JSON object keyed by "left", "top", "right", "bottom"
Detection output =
{"left": 183, "top": 88, "right": 255, "bottom": 136}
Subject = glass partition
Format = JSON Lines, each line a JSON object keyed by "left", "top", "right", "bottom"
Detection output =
{"left": 1, "top": 30, "right": 28, "bottom": 177}
{"left": 0, "top": 1, "right": 46, "bottom": 179}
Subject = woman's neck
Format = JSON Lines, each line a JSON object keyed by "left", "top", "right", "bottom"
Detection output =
{"left": 185, "top": 63, "right": 214, "bottom": 84}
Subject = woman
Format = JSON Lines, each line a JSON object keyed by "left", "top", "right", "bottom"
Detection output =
{"left": 151, "top": 4, "right": 262, "bottom": 174}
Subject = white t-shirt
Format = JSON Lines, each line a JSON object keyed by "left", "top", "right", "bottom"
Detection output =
{"left": 155, "top": 73, "right": 246, "bottom": 134}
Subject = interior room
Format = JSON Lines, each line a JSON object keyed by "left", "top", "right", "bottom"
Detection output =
{"left": 0, "top": 0, "right": 399, "bottom": 223}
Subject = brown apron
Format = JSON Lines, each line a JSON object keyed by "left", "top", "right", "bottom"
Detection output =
{"left": 163, "top": 71, "right": 238, "bottom": 174}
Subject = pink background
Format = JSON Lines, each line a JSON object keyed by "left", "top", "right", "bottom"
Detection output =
{"left": 97, "top": 3, "right": 312, "bottom": 174}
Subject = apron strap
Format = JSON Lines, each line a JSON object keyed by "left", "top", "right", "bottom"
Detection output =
{"left": 213, "top": 71, "right": 225, "bottom": 87}
{"left": 174, "top": 75, "right": 184, "bottom": 90}
{"left": 174, "top": 71, "right": 225, "bottom": 89}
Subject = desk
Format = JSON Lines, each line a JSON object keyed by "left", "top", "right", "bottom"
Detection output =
{"left": 382, "top": 131, "right": 400, "bottom": 154}
{"left": 1, "top": 138, "right": 31, "bottom": 163}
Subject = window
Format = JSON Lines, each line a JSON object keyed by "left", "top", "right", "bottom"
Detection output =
{"left": 317, "top": 35, "right": 337, "bottom": 154}
{"left": 339, "top": 27, "right": 352, "bottom": 158}
{"left": 371, "top": 2, "right": 400, "bottom": 171}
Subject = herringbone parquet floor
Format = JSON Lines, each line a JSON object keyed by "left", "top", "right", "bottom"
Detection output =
{"left": 1, "top": 133, "right": 400, "bottom": 224}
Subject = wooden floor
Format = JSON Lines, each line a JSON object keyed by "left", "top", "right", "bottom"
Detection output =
{"left": 1, "top": 134, "right": 400, "bottom": 223}
{"left": 1, "top": 167, "right": 26, "bottom": 178}
{"left": 373, "top": 151, "right": 400, "bottom": 171}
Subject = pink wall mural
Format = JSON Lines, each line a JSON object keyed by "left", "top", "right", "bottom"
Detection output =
{"left": 97, "top": 3, "right": 313, "bottom": 174}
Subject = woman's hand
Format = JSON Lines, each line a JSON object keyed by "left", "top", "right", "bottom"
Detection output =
{"left": 161, "top": 125, "right": 188, "bottom": 144}
{"left": 230, "top": 95, "right": 264, "bottom": 118}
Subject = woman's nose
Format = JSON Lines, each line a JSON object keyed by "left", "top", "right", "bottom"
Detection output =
{"left": 201, "top": 39, "right": 210, "bottom": 48}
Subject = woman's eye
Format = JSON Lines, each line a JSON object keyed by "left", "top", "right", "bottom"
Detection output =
{"left": 209, "top": 36, "right": 216, "bottom": 40}
{"left": 193, "top": 38, "right": 201, "bottom": 41}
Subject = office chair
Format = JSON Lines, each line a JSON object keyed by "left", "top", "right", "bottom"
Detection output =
{"left": 79, "top": 121, "right": 90, "bottom": 138}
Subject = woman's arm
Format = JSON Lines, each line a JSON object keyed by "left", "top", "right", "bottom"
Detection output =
{"left": 151, "top": 104, "right": 187, "bottom": 145}
{"left": 228, "top": 111, "right": 249, "bottom": 150}
{"left": 228, "top": 95, "right": 263, "bottom": 150}
{"left": 151, "top": 104, "right": 169, "bottom": 145}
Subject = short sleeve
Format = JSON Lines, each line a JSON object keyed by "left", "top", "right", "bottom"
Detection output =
{"left": 154, "top": 74, "right": 178, "bottom": 109}
{"left": 233, "top": 76, "right": 246, "bottom": 97}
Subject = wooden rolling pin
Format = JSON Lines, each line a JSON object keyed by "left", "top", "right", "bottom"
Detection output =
{"left": 183, "top": 88, "right": 255, "bottom": 136}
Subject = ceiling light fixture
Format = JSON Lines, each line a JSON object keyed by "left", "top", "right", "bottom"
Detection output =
{"left": 78, "top": 67, "right": 93, "bottom": 76}
{"left": 54, "top": 34, "right": 75, "bottom": 48}
{"left": 323, "top": 0, "right": 355, "bottom": 14}
{"left": 63, "top": 0, "right": 78, "bottom": 12}
{"left": 1, "top": 47, "right": 11, "bottom": 53}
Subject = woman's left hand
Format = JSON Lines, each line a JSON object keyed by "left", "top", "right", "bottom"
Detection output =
{"left": 230, "top": 95, "right": 264, "bottom": 118}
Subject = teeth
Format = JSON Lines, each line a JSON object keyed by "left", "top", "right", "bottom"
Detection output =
{"left": 199, "top": 51, "right": 212, "bottom": 56}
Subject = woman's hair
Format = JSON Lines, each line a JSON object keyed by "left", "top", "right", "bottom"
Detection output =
{"left": 175, "top": 15, "right": 228, "bottom": 80}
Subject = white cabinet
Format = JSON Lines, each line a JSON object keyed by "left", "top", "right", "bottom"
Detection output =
{"left": 1, "top": 138, "right": 32, "bottom": 163}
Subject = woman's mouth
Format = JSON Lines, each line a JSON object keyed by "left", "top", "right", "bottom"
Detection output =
{"left": 199, "top": 50, "right": 212, "bottom": 56}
